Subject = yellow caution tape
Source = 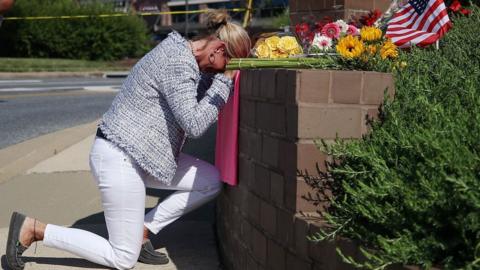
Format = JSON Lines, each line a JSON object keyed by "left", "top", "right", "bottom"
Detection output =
{"left": 3, "top": 8, "right": 246, "bottom": 21}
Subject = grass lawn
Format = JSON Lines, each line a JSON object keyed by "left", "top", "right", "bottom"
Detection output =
{"left": 0, "top": 57, "right": 137, "bottom": 72}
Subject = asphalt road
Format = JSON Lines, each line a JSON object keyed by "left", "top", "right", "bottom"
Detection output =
{"left": 0, "top": 77, "right": 124, "bottom": 92}
{"left": 0, "top": 77, "right": 217, "bottom": 162}
{"left": 0, "top": 77, "right": 123, "bottom": 149}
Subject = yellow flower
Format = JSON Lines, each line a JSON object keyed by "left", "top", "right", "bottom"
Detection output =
{"left": 360, "top": 26, "right": 383, "bottom": 42}
{"left": 255, "top": 42, "right": 271, "bottom": 58}
{"left": 265, "top": 36, "right": 281, "bottom": 50}
{"left": 278, "top": 36, "right": 300, "bottom": 53}
{"left": 336, "top": 35, "right": 365, "bottom": 59}
{"left": 271, "top": 50, "right": 289, "bottom": 59}
{"left": 380, "top": 40, "right": 398, "bottom": 59}
{"left": 290, "top": 45, "right": 303, "bottom": 56}
{"left": 366, "top": 45, "right": 378, "bottom": 55}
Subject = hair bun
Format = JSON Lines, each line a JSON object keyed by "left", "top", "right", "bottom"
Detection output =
{"left": 205, "top": 9, "right": 230, "bottom": 31}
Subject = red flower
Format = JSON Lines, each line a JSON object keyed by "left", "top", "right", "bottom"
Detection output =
{"left": 295, "top": 23, "right": 310, "bottom": 35}
{"left": 448, "top": 0, "right": 462, "bottom": 12}
{"left": 460, "top": 8, "right": 471, "bottom": 16}
{"left": 448, "top": 0, "right": 471, "bottom": 16}
{"left": 360, "top": 9, "right": 382, "bottom": 27}
{"left": 321, "top": 23, "right": 341, "bottom": 39}
{"left": 314, "top": 16, "right": 334, "bottom": 33}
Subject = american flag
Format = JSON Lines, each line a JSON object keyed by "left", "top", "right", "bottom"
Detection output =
{"left": 386, "top": 0, "right": 452, "bottom": 48}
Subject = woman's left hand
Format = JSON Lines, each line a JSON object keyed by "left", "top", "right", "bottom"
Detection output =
{"left": 224, "top": 70, "right": 238, "bottom": 80}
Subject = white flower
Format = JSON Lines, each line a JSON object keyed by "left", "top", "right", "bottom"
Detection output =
{"left": 312, "top": 34, "right": 333, "bottom": 51}
{"left": 335, "top": 19, "right": 349, "bottom": 33}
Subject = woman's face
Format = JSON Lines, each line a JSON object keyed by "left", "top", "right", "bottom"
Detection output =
{"left": 201, "top": 39, "right": 231, "bottom": 73}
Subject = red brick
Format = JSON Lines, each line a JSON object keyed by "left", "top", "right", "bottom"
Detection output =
{"left": 252, "top": 226, "right": 268, "bottom": 266}
{"left": 239, "top": 98, "right": 256, "bottom": 128}
{"left": 267, "top": 239, "right": 286, "bottom": 270}
{"left": 332, "top": 71, "right": 363, "bottom": 104}
{"left": 289, "top": 0, "right": 298, "bottom": 12}
{"left": 366, "top": 107, "right": 380, "bottom": 122}
{"left": 248, "top": 193, "right": 261, "bottom": 225}
{"left": 374, "top": 0, "right": 392, "bottom": 11}
{"left": 240, "top": 218, "right": 253, "bottom": 250}
{"left": 297, "top": 143, "right": 328, "bottom": 175}
{"left": 255, "top": 164, "right": 271, "bottom": 201}
{"left": 251, "top": 69, "right": 263, "bottom": 97}
{"left": 235, "top": 243, "right": 250, "bottom": 270}
{"left": 259, "top": 69, "right": 277, "bottom": 99}
{"left": 260, "top": 201, "right": 277, "bottom": 236}
{"left": 230, "top": 186, "right": 249, "bottom": 215}
{"left": 308, "top": 222, "right": 338, "bottom": 269}
{"left": 276, "top": 208, "right": 295, "bottom": 247}
{"left": 262, "top": 135, "right": 280, "bottom": 168}
{"left": 247, "top": 253, "right": 260, "bottom": 270}
{"left": 238, "top": 154, "right": 254, "bottom": 190}
{"left": 297, "top": 105, "right": 365, "bottom": 139}
{"left": 256, "top": 103, "right": 286, "bottom": 135}
{"left": 362, "top": 72, "right": 395, "bottom": 105}
{"left": 243, "top": 130, "right": 262, "bottom": 161}
{"left": 284, "top": 176, "right": 297, "bottom": 213}
{"left": 286, "top": 105, "right": 299, "bottom": 139}
{"left": 286, "top": 251, "right": 313, "bottom": 270}
{"left": 345, "top": 0, "right": 375, "bottom": 10}
{"left": 296, "top": 0, "right": 318, "bottom": 12}
{"left": 296, "top": 179, "right": 319, "bottom": 213}
{"left": 240, "top": 70, "right": 253, "bottom": 97}
{"left": 270, "top": 172, "right": 285, "bottom": 207}
{"left": 276, "top": 69, "right": 297, "bottom": 103}
{"left": 294, "top": 215, "right": 313, "bottom": 259}
{"left": 278, "top": 140, "right": 297, "bottom": 175}
{"left": 298, "top": 70, "right": 331, "bottom": 103}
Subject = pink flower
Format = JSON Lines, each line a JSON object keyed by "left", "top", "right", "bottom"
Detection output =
{"left": 321, "top": 22, "right": 341, "bottom": 39}
{"left": 346, "top": 24, "right": 360, "bottom": 36}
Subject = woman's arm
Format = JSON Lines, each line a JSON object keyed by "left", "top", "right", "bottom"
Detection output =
{"left": 161, "top": 59, "right": 233, "bottom": 138}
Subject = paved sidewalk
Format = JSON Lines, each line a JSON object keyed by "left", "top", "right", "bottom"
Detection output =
{"left": 0, "top": 121, "right": 222, "bottom": 270}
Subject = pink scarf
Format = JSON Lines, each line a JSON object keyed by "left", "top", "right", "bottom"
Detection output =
{"left": 215, "top": 72, "right": 240, "bottom": 186}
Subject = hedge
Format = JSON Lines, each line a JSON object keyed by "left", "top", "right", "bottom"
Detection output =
{"left": 0, "top": 0, "right": 150, "bottom": 60}
{"left": 305, "top": 5, "right": 480, "bottom": 270}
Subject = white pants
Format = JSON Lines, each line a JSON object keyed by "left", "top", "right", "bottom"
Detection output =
{"left": 43, "top": 137, "right": 222, "bottom": 269}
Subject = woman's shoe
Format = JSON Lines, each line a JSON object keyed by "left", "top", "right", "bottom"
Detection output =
{"left": 5, "top": 212, "right": 29, "bottom": 270}
{"left": 138, "top": 239, "right": 169, "bottom": 265}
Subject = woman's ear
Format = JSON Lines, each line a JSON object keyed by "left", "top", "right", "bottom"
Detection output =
{"left": 209, "top": 39, "right": 226, "bottom": 52}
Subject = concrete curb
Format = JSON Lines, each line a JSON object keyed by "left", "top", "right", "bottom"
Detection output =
{"left": 0, "top": 121, "right": 99, "bottom": 184}
{"left": 0, "top": 71, "right": 129, "bottom": 79}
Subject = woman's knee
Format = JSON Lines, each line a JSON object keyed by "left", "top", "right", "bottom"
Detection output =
{"left": 113, "top": 251, "right": 139, "bottom": 270}
{"left": 204, "top": 175, "right": 223, "bottom": 197}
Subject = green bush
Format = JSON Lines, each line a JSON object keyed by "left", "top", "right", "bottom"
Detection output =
{"left": 305, "top": 7, "right": 480, "bottom": 270}
{"left": 0, "top": 0, "right": 150, "bottom": 60}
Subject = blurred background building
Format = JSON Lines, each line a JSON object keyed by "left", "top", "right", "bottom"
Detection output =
{"left": 78, "top": 0, "right": 289, "bottom": 37}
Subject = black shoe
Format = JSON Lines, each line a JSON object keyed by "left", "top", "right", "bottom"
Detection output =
{"left": 6, "top": 212, "right": 29, "bottom": 270}
{"left": 138, "top": 239, "right": 169, "bottom": 265}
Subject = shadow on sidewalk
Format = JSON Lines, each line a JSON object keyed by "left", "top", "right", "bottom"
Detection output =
{"left": 1, "top": 255, "right": 110, "bottom": 269}
{"left": 1, "top": 125, "right": 223, "bottom": 269}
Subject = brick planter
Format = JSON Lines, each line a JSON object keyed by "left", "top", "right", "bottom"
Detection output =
{"left": 216, "top": 69, "right": 395, "bottom": 270}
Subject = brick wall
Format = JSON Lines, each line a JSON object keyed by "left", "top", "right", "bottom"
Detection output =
{"left": 289, "top": 0, "right": 392, "bottom": 26}
{"left": 216, "top": 69, "right": 395, "bottom": 270}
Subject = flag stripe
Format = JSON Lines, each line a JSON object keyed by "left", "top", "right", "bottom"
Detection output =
{"left": 386, "top": 0, "right": 451, "bottom": 48}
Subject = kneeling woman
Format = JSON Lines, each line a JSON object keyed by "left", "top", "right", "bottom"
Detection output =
{"left": 6, "top": 9, "right": 250, "bottom": 270}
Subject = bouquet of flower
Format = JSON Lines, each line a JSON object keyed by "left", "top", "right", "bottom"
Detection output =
{"left": 253, "top": 35, "right": 303, "bottom": 59}
{"left": 293, "top": 13, "right": 400, "bottom": 71}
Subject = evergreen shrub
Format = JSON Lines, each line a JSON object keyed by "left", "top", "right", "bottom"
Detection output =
{"left": 305, "top": 6, "right": 480, "bottom": 270}
{"left": 0, "top": 0, "right": 150, "bottom": 60}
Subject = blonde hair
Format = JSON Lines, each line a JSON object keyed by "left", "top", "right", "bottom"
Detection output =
{"left": 204, "top": 9, "right": 251, "bottom": 58}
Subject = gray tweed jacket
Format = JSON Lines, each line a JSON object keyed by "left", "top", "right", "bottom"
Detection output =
{"left": 99, "top": 31, "right": 233, "bottom": 185}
